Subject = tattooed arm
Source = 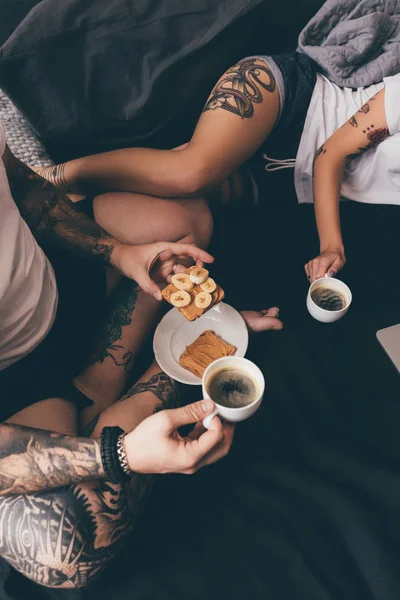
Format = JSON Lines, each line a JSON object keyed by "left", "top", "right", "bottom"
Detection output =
{"left": 6, "top": 151, "right": 213, "bottom": 299}
{"left": 8, "top": 152, "right": 118, "bottom": 264}
{"left": 305, "top": 89, "right": 389, "bottom": 281}
{"left": 0, "top": 423, "right": 104, "bottom": 496}
{"left": 36, "top": 59, "right": 279, "bottom": 199}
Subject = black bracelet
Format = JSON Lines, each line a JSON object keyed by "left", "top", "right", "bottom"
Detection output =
{"left": 100, "top": 426, "right": 131, "bottom": 484}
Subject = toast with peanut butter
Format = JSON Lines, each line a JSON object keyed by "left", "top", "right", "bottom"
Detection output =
{"left": 162, "top": 266, "right": 224, "bottom": 321}
{"left": 179, "top": 330, "right": 236, "bottom": 378}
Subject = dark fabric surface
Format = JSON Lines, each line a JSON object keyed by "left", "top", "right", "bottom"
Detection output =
{"left": 6, "top": 197, "right": 400, "bottom": 600}
{"left": 0, "top": 0, "right": 41, "bottom": 46}
{"left": 0, "top": 0, "right": 324, "bottom": 161}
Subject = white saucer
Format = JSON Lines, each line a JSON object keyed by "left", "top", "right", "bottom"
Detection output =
{"left": 153, "top": 302, "right": 249, "bottom": 385}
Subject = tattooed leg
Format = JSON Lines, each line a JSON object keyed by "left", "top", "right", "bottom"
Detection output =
{"left": 0, "top": 365, "right": 179, "bottom": 589}
{"left": 74, "top": 191, "right": 214, "bottom": 409}
{"left": 203, "top": 58, "right": 276, "bottom": 119}
{"left": 74, "top": 278, "right": 162, "bottom": 410}
{"left": 80, "top": 361, "right": 180, "bottom": 435}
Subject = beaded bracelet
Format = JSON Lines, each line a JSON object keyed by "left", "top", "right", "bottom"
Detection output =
{"left": 100, "top": 426, "right": 131, "bottom": 484}
{"left": 116, "top": 433, "right": 132, "bottom": 477}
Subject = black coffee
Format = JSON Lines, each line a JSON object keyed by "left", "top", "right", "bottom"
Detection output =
{"left": 207, "top": 368, "right": 259, "bottom": 408}
{"left": 311, "top": 286, "right": 346, "bottom": 311}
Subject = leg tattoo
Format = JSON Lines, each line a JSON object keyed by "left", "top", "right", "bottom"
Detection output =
{"left": 118, "top": 372, "right": 181, "bottom": 412}
{"left": 89, "top": 279, "right": 139, "bottom": 372}
{"left": 0, "top": 480, "right": 132, "bottom": 588}
{"left": 203, "top": 58, "right": 276, "bottom": 119}
{"left": 0, "top": 370, "right": 180, "bottom": 588}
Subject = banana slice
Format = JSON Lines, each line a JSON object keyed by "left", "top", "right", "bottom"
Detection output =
{"left": 170, "top": 290, "right": 191, "bottom": 308}
{"left": 171, "top": 273, "right": 194, "bottom": 291}
{"left": 195, "top": 291, "right": 212, "bottom": 309}
{"left": 189, "top": 267, "right": 209, "bottom": 285}
{"left": 200, "top": 277, "right": 217, "bottom": 293}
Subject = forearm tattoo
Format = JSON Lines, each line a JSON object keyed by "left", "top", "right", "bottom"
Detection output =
{"left": 118, "top": 372, "right": 180, "bottom": 412}
{"left": 0, "top": 423, "right": 103, "bottom": 497}
{"left": 203, "top": 58, "right": 276, "bottom": 119}
{"left": 89, "top": 279, "right": 139, "bottom": 371}
{"left": 9, "top": 158, "right": 115, "bottom": 264}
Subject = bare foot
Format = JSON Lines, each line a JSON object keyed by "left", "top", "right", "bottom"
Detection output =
{"left": 240, "top": 307, "right": 283, "bottom": 333}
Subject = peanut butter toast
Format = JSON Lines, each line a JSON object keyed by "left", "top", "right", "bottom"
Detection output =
{"left": 162, "top": 266, "right": 224, "bottom": 322}
{"left": 179, "top": 330, "right": 236, "bottom": 378}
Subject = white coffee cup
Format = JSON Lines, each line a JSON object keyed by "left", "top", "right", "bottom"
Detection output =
{"left": 202, "top": 356, "right": 265, "bottom": 429}
{"left": 307, "top": 276, "right": 352, "bottom": 323}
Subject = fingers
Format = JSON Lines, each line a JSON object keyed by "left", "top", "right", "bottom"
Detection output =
{"left": 189, "top": 421, "right": 236, "bottom": 472}
{"left": 172, "top": 263, "right": 187, "bottom": 274}
{"left": 136, "top": 270, "right": 163, "bottom": 301}
{"left": 161, "top": 399, "right": 216, "bottom": 433}
{"left": 258, "top": 308, "right": 283, "bottom": 331}
{"left": 304, "top": 261, "right": 312, "bottom": 281}
{"left": 182, "top": 415, "right": 225, "bottom": 470}
{"left": 260, "top": 307, "right": 280, "bottom": 318}
{"left": 329, "top": 256, "right": 345, "bottom": 277}
{"left": 186, "top": 421, "right": 205, "bottom": 441}
{"left": 165, "top": 262, "right": 187, "bottom": 284}
{"left": 314, "top": 256, "right": 334, "bottom": 281}
{"left": 258, "top": 316, "right": 283, "bottom": 331}
{"left": 305, "top": 257, "right": 334, "bottom": 283}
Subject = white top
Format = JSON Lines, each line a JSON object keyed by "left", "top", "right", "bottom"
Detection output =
{"left": 0, "top": 123, "right": 58, "bottom": 370}
{"left": 295, "top": 72, "right": 400, "bottom": 205}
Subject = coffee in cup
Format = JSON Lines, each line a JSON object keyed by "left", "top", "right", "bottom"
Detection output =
{"left": 207, "top": 367, "right": 260, "bottom": 408}
{"left": 307, "top": 277, "right": 352, "bottom": 323}
{"left": 202, "top": 356, "right": 265, "bottom": 428}
{"left": 310, "top": 285, "right": 347, "bottom": 311}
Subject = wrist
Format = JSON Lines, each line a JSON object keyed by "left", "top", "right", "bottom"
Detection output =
{"left": 320, "top": 240, "right": 344, "bottom": 255}
{"left": 100, "top": 426, "right": 132, "bottom": 483}
{"left": 123, "top": 430, "right": 140, "bottom": 472}
{"left": 63, "top": 160, "right": 85, "bottom": 195}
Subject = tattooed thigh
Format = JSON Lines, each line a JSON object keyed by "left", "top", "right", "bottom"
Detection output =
{"left": 203, "top": 58, "right": 276, "bottom": 119}
{"left": 0, "top": 477, "right": 143, "bottom": 588}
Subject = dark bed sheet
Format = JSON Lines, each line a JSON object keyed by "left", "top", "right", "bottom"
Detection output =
{"left": 7, "top": 200, "right": 400, "bottom": 600}
{"left": 0, "top": 0, "right": 324, "bottom": 162}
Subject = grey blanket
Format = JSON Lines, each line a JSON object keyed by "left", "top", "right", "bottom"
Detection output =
{"left": 298, "top": 0, "right": 400, "bottom": 88}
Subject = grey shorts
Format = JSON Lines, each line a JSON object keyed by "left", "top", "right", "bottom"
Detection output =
{"left": 243, "top": 52, "right": 318, "bottom": 197}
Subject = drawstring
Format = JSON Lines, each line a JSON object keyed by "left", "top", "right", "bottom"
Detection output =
{"left": 263, "top": 153, "right": 296, "bottom": 172}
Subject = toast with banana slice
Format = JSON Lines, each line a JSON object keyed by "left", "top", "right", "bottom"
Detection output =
{"left": 162, "top": 266, "right": 224, "bottom": 321}
{"left": 179, "top": 330, "right": 236, "bottom": 378}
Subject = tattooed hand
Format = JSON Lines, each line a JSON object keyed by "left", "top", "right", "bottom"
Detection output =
{"left": 124, "top": 398, "right": 234, "bottom": 474}
{"left": 110, "top": 241, "right": 214, "bottom": 300}
{"left": 305, "top": 247, "right": 346, "bottom": 283}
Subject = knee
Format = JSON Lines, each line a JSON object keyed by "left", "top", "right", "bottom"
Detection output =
{"left": 172, "top": 151, "right": 220, "bottom": 198}
{"left": 184, "top": 198, "right": 214, "bottom": 248}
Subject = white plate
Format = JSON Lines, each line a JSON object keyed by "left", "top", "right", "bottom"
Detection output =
{"left": 153, "top": 302, "right": 249, "bottom": 385}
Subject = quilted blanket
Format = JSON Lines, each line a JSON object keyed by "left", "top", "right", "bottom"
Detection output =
{"left": 298, "top": 0, "right": 400, "bottom": 87}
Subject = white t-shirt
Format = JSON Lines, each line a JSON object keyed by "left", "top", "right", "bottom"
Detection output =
{"left": 295, "top": 72, "right": 400, "bottom": 205}
{"left": 0, "top": 123, "right": 58, "bottom": 370}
